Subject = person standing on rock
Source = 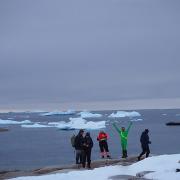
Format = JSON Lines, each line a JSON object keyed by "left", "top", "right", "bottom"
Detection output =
{"left": 82, "top": 132, "right": 93, "bottom": 169}
{"left": 74, "top": 129, "right": 85, "bottom": 166}
{"left": 97, "top": 131, "right": 111, "bottom": 158}
{"left": 113, "top": 122, "right": 132, "bottom": 158}
{"left": 138, "top": 129, "right": 151, "bottom": 161}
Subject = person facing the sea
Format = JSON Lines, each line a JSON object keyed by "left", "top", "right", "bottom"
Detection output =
{"left": 74, "top": 129, "right": 85, "bottom": 165}
{"left": 113, "top": 122, "right": 132, "bottom": 158}
{"left": 138, "top": 129, "right": 151, "bottom": 161}
{"left": 82, "top": 132, "right": 93, "bottom": 169}
{"left": 97, "top": 131, "right": 111, "bottom": 158}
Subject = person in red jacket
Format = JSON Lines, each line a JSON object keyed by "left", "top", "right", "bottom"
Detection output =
{"left": 97, "top": 131, "right": 111, "bottom": 158}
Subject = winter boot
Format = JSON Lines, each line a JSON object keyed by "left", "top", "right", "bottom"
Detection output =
{"left": 122, "top": 150, "right": 126, "bottom": 158}
{"left": 87, "top": 163, "right": 91, "bottom": 169}
{"left": 124, "top": 150, "right": 128, "bottom": 158}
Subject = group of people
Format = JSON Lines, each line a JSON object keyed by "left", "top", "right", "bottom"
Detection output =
{"left": 71, "top": 122, "right": 151, "bottom": 168}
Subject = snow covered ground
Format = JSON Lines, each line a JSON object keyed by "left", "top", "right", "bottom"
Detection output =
{"left": 11, "top": 154, "right": 180, "bottom": 180}
{"left": 109, "top": 111, "right": 141, "bottom": 118}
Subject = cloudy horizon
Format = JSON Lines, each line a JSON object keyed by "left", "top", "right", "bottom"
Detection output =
{"left": 0, "top": 0, "right": 180, "bottom": 111}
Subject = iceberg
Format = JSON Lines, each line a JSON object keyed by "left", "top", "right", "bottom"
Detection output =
{"left": 41, "top": 110, "right": 76, "bottom": 116}
{"left": 11, "top": 154, "right": 180, "bottom": 180}
{"left": 21, "top": 123, "right": 52, "bottom": 128}
{"left": 0, "top": 119, "right": 31, "bottom": 125}
{"left": 131, "top": 119, "right": 143, "bottom": 122}
{"left": 78, "top": 111, "right": 102, "bottom": 118}
{"left": 109, "top": 111, "right": 141, "bottom": 118}
{"left": 48, "top": 117, "right": 105, "bottom": 130}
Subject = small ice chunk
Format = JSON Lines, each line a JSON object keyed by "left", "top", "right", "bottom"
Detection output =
{"left": 109, "top": 111, "right": 141, "bottom": 118}
{"left": 79, "top": 111, "right": 102, "bottom": 118}
{"left": 0, "top": 119, "right": 31, "bottom": 125}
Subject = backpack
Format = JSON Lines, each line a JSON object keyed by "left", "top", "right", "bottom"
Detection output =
{"left": 71, "top": 134, "right": 76, "bottom": 148}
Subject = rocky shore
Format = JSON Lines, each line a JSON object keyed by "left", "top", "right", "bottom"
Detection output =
{"left": 0, "top": 156, "right": 139, "bottom": 180}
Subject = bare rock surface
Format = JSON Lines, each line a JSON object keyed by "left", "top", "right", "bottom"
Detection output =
{"left": 0, "top": 156, "right": 139, "bottom": 180}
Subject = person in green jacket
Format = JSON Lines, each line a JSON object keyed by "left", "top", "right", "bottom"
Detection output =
{"left": 113, "top": 122, "right": 132, "bottom": 158}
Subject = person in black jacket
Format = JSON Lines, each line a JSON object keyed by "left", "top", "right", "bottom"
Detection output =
{"left": 138, "top": 129, "right": 151, "bottom": 161}
{"left": 82, "top": 132, "right": 93, "bottom": 168}
{"left": 74, "top": 129, "right": 85, "bottom": 165}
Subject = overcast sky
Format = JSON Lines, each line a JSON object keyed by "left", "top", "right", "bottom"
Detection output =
{"left": 0, "top": 0, "right": 180, "bottom": 110}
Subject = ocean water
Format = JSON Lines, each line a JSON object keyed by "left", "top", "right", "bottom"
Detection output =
{"left": 0, "top": 109, "right": 180, "bottom": 171}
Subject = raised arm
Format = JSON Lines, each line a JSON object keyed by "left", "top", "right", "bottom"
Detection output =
{"left": 113, "top": 123, "right": 121, "bottom": 134}
{"left": 127, "top": 122, "right": 133, "bottom": 133}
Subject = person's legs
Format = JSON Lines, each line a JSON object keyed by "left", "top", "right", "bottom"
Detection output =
{"left": 87, "top": 149, "right": 91, "bottom": 168}
{"left": 103, "top": 141, "right": 110, "bottom": 158}
{"left": 121, "top": 143, "right": 127, "bottom": 158}
{"left": 99, "top": 142, "right": 105, "bottom": 158}
{"left": 138, "top": 146, "right": 146, "bottom": 160}
{"left": 76, "top": 150, "right": 81, "bottom": 164}
{"left": 146, "top": 146, "right": 150, "bottom": 158}
{"left": 82, "top": 150, "right": 86, "bottom": 168}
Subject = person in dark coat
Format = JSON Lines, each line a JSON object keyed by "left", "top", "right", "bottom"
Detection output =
{"left": 74, "top": 129, "right": 84, "bottom": 165}
{"left": 82, "top": 132, "right": 93, "bottom": 168}
{"left": 138, "top": 129, "right": 151, "bottom": 161}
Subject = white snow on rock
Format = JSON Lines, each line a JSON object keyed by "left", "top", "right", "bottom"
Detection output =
{"left": 21, "top": 123, "right": 52, "bottom": 128}
{"left": 0, "top": 119, "right": 31, "bottom": 125}
{"left": 78, "top": 111, "right": 102, "bottom": 118}
{"left": 49, "top": 117, "right": 105, "bottom": 130}
{"left": 109, "top": 111, "right": 141, "bottom": 118}
{"left": 41, "top": 110, "right": 76, "bottom": 116}
{"left": 11, "top": 154, "right": 180, "bottom": 180}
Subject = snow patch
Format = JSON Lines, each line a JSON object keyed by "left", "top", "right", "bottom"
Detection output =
{"left": 109, "top": 111, "right": 141, "bottom": 118}
{"left": 11, "top": 154, "right": 180, "bottom": 180}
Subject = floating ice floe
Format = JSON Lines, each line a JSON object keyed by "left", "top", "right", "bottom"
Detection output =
{"left": 11, "top": 154, "right": 180, "bottom": 180}
{"left": 49, "top": 117, "right": 105, "bottom": 130}
{"left": 21, "top": 123, "right": 52, "bottom": 128}
{"left": 109, "top": 111, "right": 141, "bottom": 118}
{"left": 41, "top": 110, "right": 76, "bottom": 116}
{"left": 0, "top": 119, "right": 31, "bottom": 125}
{"left": 131, "top": 119, "right": 143, "bottom": 122}
{"left": 78, "top": 111, "right": 102, "bottom": 118}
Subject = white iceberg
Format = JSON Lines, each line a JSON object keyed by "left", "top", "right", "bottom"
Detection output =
{"left": 131, "top": 118, "right": 143, "bottom": 122}
{"left": 0, "top": 119, "right": 31, "bottom": 125}
{"left": 41, "top": 110, "right": 76, "bottom": 116}
{"left": 48, "top": 117, "right": 105, "bottom": 130}
{"left": 21, "top": 123, "right": 52, "bottom": 128}
{"left": 79, "top": 111, "right": 102, "bottom": 118}
{"left": 11, "top": 154, "right": 180, "bottom": 180}
{"left": 109, "top": 111, "right": 141, "bottom": 118}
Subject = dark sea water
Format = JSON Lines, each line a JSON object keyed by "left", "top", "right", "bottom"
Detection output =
{"left": 0, "top": 109, "right": 180, "bottom": 171}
